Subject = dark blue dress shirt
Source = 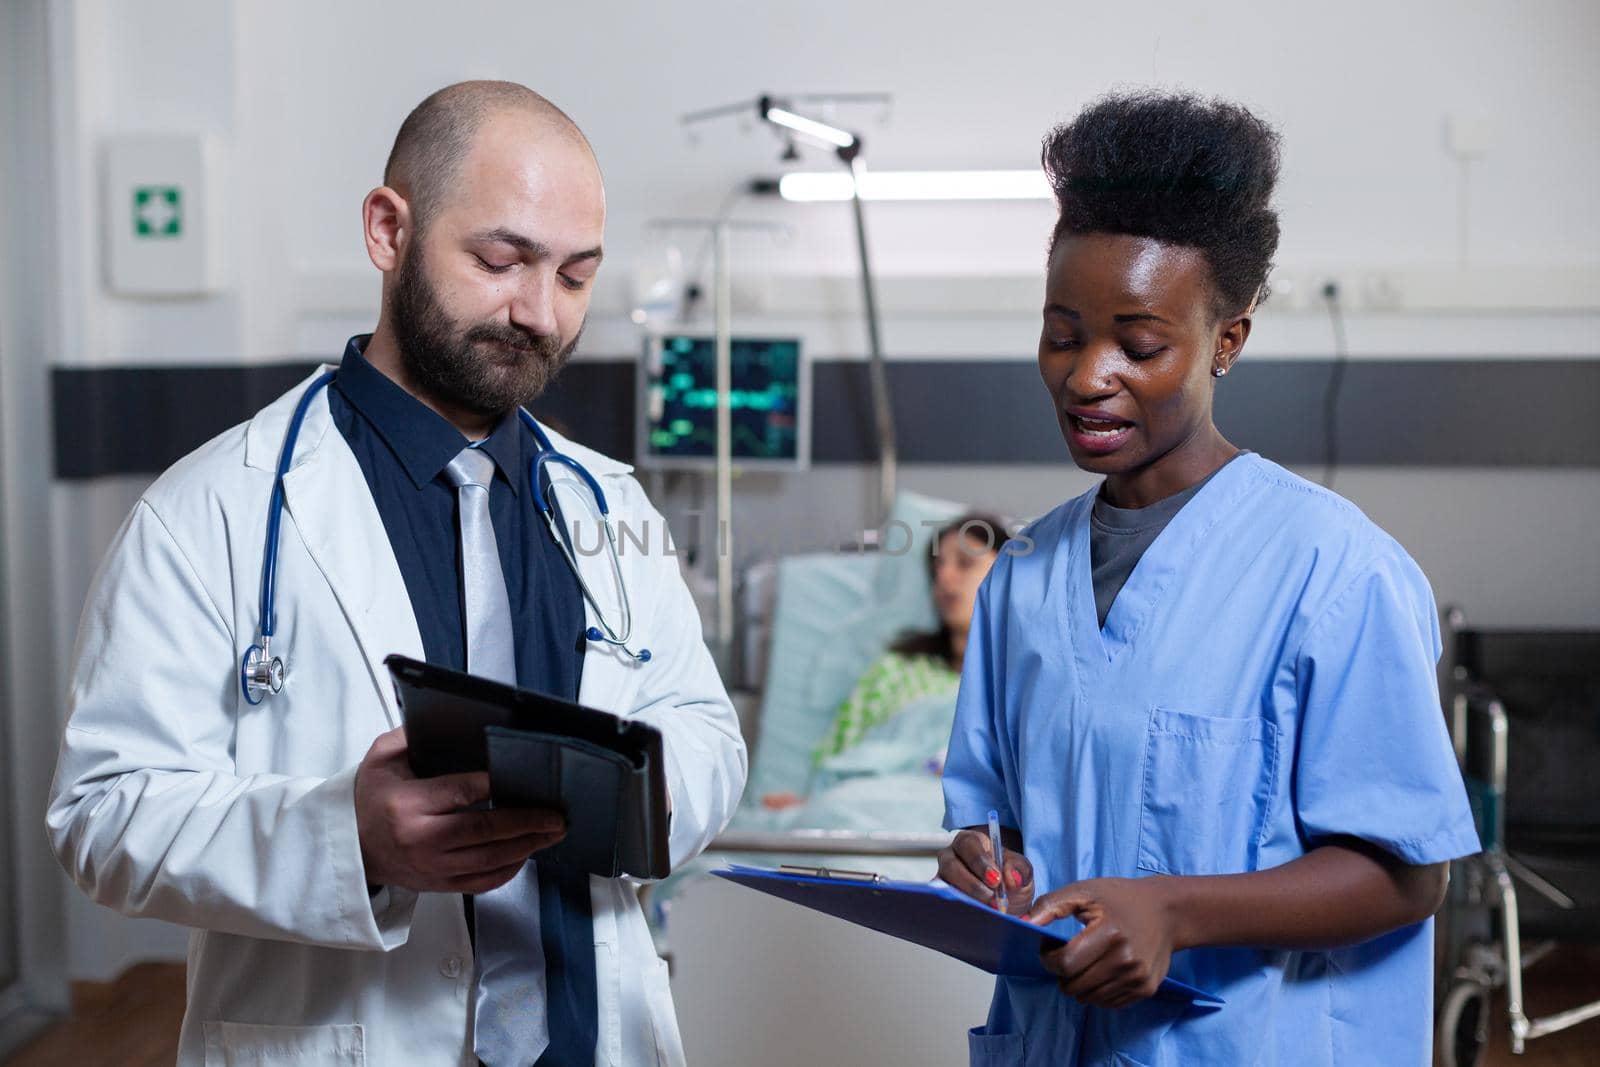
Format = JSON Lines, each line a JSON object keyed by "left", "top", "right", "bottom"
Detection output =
{"left": 327, "top": 335, "right": 595, "bottom": 1066}
{"left": 327, "top": 335, "right": 586, "bottom": 693}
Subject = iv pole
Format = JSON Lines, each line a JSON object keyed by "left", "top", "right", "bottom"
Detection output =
{"left": 644, "top": 215, "right": 785, "bottom": 669}
{"left": 841, "top": 147, "right": 896, "bottom": 529}
{"left": 682, "top": 93, "right": 900, "bottom": 527}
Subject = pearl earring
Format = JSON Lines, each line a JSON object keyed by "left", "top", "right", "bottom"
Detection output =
{"left": 1212, "top": 365, "right": 1227, "bottom": 378}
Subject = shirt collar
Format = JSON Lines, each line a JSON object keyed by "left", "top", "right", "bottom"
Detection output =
{"left": 475, "top": 403, "right": 527, "bottom": 496}
{"left": 334, "top": 334, "right": 524, "bottom": 494}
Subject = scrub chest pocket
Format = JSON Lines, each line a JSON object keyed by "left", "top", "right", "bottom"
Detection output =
{"left": 1136, "top": 707, "right": 1279, "bottom": 877}
{"left": 968, "top": 1027, "right": 1024, "bottom": 1065}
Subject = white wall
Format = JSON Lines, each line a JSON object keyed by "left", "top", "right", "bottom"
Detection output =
{"left": 19, "top": 0, "right": 1600, "bottom": 986}
{"left": 250, "top": 0, "right": 1600, "bottom": 283}
{"left": 47, "top": 0, "right": 1600, "bottom": 371}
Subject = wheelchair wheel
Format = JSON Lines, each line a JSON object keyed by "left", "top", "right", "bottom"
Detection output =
{"left": 1437, "top": 979, "right": 1490, "bottom": 1067}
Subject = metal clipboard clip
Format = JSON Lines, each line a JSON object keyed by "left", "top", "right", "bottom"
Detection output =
{"left": 778, "top": 864, "right": 883, "bottom": 883}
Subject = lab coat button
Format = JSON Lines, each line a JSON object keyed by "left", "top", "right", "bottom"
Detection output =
{"left": 441, "top": 955, "right": 463, "bottom": 978}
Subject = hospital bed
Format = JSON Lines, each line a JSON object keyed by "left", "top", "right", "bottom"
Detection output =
{"left": 1435, "top": 609, "right": 1600, "bottom": 1067}
{"left": 653, "top": 491, "right": 996, "bottom": 1066}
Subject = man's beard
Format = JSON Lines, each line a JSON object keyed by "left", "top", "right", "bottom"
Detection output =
{"left": 390, "top": 244, "right": 580, "bottom": 418}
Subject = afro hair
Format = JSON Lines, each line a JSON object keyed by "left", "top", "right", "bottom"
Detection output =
{"left": 1043, "top": 90, "right": 1282, "bottom": 318}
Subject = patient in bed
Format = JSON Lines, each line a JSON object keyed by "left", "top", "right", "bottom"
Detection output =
{"left": 762, "top": 512, "right": 1010, "bottom": 810}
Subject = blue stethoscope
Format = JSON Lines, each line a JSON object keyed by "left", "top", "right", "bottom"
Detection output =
{"left": 241, "top": 370, "right": 650, "bottom": 704}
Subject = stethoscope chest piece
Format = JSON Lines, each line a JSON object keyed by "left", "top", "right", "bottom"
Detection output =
{"left": 242, "top": 640, "right": 285, "bottom": 704}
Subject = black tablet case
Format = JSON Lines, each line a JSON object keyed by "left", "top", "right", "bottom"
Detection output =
{"left": 385, "top": 654, "right": 671, "bottom": 879}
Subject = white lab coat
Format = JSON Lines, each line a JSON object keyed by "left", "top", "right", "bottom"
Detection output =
{"left": 47, "top": 367, "right": 747, "bottom": 1067}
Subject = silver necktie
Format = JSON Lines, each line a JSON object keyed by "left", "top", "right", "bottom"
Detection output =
{"left": 444, "top": 446, "right": 516, "bottom": 684}
{"left": 445, "top": 445, "right": 549, "bottom": 1066}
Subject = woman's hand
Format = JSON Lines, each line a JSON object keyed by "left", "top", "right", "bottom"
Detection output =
{"left": 1022, "top": 843, "right": 1449, "bottom": 1010}
{"left": 1027, "top": 877, "right": 1179, "bottom": 1009}
{"left": 937, "top": 827, "right": 1034, "bottom": 915}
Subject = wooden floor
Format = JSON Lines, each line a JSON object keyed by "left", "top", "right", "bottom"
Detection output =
{"left": 5, "top": 951, "right": 1597, "bottom": 1065}
{"left": 7, "top": 963, "right": 186, "bottom": 1067}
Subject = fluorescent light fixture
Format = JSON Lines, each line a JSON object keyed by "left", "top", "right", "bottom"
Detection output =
{"left": 777, "top": 169, "right": 1051, "bottom": 202}
{"left": 763, "top": 106, "right": 857, "bottom": 150}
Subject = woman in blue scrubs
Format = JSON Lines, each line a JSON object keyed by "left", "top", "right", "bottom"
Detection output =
{"left": 937, "top": 91, "right": 1479, "bottom": 1066}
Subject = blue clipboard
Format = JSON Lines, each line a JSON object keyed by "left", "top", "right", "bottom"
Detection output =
{"left": 713, "top": 865, "right": 1223, "bottom": 1007}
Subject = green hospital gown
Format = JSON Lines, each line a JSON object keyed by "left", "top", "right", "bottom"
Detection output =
{"left": 814, "top": 651, "right": 959, "bottom": 763}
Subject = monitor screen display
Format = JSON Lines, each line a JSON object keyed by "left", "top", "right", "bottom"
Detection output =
{"left": 638, "top": 335, "right": 808, "bottom": 468}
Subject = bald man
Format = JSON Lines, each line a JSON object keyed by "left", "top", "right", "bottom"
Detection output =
{"left": 48, "top": 81, "right": 746, "bottom": 1067}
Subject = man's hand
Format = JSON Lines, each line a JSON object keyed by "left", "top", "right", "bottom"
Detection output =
{"left": 1027, "top": 877, "right": 1179, "bottom": 1009}
{"left": 936, "top": 826, "right": 1035, "bottom": 915}
{"left": 355, "top": 727, "right": 566, "bottom": 894}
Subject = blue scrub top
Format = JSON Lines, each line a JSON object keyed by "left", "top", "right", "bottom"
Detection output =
{"left": 943, "top": 454, "right": 1479, "bottom": 1067}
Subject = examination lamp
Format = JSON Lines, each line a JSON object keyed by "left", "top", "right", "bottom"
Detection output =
{"left": 760, "top": 97, "right": 858, "bottom": 152}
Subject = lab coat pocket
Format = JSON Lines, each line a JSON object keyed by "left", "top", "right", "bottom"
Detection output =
{"left": 1135, "top": 707, "right": 1278, "bottom": 877}
{"left": 202, "top": 1021, "right": 364, "bottom": 1066}
{"left": 644, "top": 956, "right": 687, "bottom": 1067}
{"left": 968, "top": 1025, "right": 1025, "bottom": 1065}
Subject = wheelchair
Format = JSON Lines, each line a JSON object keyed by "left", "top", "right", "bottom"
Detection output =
{"left": 1435, "top": 608, "right": 1600, "bottom": 1066}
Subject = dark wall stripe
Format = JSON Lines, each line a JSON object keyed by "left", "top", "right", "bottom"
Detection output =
{"left": 51, "top": 361, "right": 635, "bottom": 480}
{"left": 52, "top": 357, "right": 1600, "bottom": 479}
{"left": 1218, "top": 360, "right": 1600, "bottom": 468}
{"left": 55, "top": 363, "right": 319, "bottom": 480}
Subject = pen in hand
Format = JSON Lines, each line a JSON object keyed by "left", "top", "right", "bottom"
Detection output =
{"left": 988, "top": 809, "right": 1008, "bottom": 912}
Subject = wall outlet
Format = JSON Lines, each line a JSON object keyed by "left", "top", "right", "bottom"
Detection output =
{"left": 1264, "top": 270, "right": 1308, "bottom": 311}
{"left": 1444, "top": 113, "right": 1493, "bottom": 159}
{"left": 1361, "top": 273, "right": 1404, "bottom": 311}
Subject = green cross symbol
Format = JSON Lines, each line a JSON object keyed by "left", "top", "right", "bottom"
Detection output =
{"left": 133, "top": 186, "right": 182, "bottom": 237}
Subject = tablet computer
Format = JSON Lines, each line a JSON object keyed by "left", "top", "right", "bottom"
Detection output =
{"left": 385, "top": 654, "right": 671, "bottom": 878}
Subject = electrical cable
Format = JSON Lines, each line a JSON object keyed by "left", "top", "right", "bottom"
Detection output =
{"left": 1321, "top": 281, "right": 1348, "bottom": 490}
